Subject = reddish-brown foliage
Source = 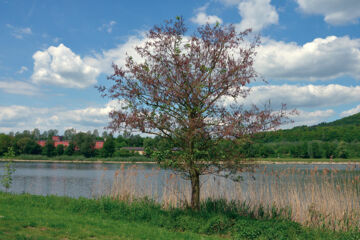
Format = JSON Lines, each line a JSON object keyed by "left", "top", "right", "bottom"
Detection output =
{"left": 98, "top": 17, "right": 291, "bottom": 209}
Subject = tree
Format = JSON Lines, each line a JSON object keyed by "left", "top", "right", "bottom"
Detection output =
{"left": 56, "top": 144, "right": 65, "bottom": 156}
{"left": 102, "top": 135, "right": 115, "bottom": 157}
{"left": 0, "top": 134, "right": 12, "bottom": 156}
{"left": 1, "top": 147, "right": 16, "bottom": 192}
{"left": 65, "top": 142, "right": 76, "bottom": 156}
{"left": 42, "top": 140, "right": 55, "bottom": 157}
{"left": 31, "top": 128, "right": 41, "bottom": 140}
{"left": 74, "top": 132, "right": 95, "bottom": 158}
{"left": 98, "top": 17, "right": 289, "bottom": 209}
{"left": 64, "top": 128, "right": 76, "bottom": 141}
{"left": 92, "top": 129, "right": 100, "bottom": 139}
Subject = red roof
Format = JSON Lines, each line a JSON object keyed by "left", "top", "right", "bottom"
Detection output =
{"left": 95, "top": 141, "right": 104, "bottom": 149}
{"left": 37, "top": 138, "right": 104, "bottom": 150}
{"left": 37, "top": 140, "right": 46, "bottom": 147}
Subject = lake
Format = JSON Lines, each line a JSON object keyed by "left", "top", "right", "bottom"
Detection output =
{"left": 0, "top": 162, "right": 359, "bottom": 199}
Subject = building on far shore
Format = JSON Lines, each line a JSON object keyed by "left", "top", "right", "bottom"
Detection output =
{"left": 37, "top": 136, "right": 104, "bottom": 149}
{"left": 121, "top": 147, "right": 145, "bottom": 155}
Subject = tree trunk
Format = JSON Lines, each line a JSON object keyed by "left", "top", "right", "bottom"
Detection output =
{"left": 190, "top": 169, "right": 200, "bottom": 210}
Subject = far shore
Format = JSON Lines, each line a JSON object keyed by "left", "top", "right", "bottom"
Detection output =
{"left": 1, "top": 158, "right": 360, "bottom": 165}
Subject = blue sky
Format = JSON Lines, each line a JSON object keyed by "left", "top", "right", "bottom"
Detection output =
{"left": 1, "top": 0, "right": 360, "bottom": 134}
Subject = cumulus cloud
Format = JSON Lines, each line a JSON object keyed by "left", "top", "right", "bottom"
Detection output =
{"left": 221, "top": 84, "right": 360, "bottom": 109}
{"left": 296, "top": 0, "right": 360, "bottom": 25}
{"left": 0, "top": 100, "right": 124, "bottom": 133}
{"left": 340, "top": 105, "right": 360, "bottom": 117}
{"left": 235, "top": 0, "right": 278, "bottom": 31}
{"left": 6, "top": 24, "right": 32, "bottom": 39}
{"left": 191, "top": 4, "right": 223, "bottom": 25}
{"left": 85, "top": 35, "right": 147, "bottom": 74}
{"left": 0, "top": 81, "right": 40, "bottom": 96}
{"left": 256, "top": 36, "right": 360, "bottom": 81}
{"left": 98, "top": 20, "right": 116, "bottom": 33}
{"left": 217, "top": 0, "right": 278, "bottom": 31}
{"left": 284, "top": 109, "right": 335, "bottom": 128}
{"left": 31, "top": 44, "right": 100, "bottom": 88}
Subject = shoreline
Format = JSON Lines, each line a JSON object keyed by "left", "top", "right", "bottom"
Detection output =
{"left": 1, "top": 158, "right": 360, "bottom": 165}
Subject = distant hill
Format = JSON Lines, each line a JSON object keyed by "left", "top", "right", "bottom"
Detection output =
{"left": 316, "top": 112, "right": 360, "bottom": 127}
{"left": 254, "top": 112, "right": 360, "bottom": 143}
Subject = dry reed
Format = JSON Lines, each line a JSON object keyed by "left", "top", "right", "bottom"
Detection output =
{"left": 106, "top": 163, "right": 360, "bottom": 231}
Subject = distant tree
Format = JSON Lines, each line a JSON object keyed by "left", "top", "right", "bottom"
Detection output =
{"left": 31, "top": 128, "right": 41, "bottom": 140}
{"left": 41, "top": 130, "right": 48, "bottom": 140}
{"left": 74, "top": 132, "right": 95, "bottom": 158}
{"left": 16, "top": 137, "right": 33, "bottom": 154}
{"left": 143, "top": 138, "right": 155, "bottom": 157}
{"left": 0, "top": 134, "right": 12, "bottom": 156}
{"left": 127, "top": 135, "right": 143, "bottom": 147}
{"left": 98, "top": 17, "right": 290, "bottom": 209}
{"left": 92, "top": 129, "right": 100, "bottom": 138}
{"left": 336, "top": 141, "right": 348, "bottom": 159}
{"left": 24, "top": 140, "right": 42, "bottom": 154}
{"left": 102, "top": 135, "right": 115, "bottom": 157}
{"left": 64, "top": 128, "right": 76, "bottom": 141}
{"left": 47, "top": 129, "right": 59, "bottom": 139}
{"left": 56, "top": 144, "right": 65, "bottom": 156}
{"left": 43, "top": 140, "right": 55, "bottom": 157}
{"left": 65, "top": 142, "right": 76, "bottom": 156}
{"left": 102, "top": 131, "right": 109, "bottom": 139}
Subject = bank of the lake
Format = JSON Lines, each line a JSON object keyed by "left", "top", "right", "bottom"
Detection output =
{"left": 0, "top": 192, "right": 358, "bottom": 240}
{"left": 1, "top": 154, "right": 360, "bottom": 164}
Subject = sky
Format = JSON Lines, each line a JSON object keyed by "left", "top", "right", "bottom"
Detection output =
{"left": 1, "top": 0, "right": 360, "bottom": 134}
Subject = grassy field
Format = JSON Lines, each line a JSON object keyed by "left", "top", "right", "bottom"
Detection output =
{"left": 0, "top": 193, "right": 359, "bottom": 240}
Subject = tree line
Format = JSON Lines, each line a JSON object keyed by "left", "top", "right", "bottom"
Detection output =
{"left": 0, "top": 129, "right": 148, "bottom": 158}
{"left": 0, "top": 127, "right": 358, "bottom": 159}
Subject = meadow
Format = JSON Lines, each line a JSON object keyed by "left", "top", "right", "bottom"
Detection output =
{"left": 1, "top": 162, "right": 360, "bottom": 239}
{"left": 0, "top": 192, "right": 359, "bottom": 239}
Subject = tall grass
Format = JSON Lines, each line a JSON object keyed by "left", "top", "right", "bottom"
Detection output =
{"left": 106, "top": 163, "right": 360, "bottom": 231}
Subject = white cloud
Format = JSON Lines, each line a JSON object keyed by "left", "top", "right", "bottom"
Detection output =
{"left": 85, "top": 35, "right": 147, "bottom": 74}
{"left": 17, "top": 66, "right": 28, "bottom": 74}
{"left": 235, "top": 0, "right": 278, "bottom": 31}
{"left": 31, "top": 44, "right": 100, "bottom": 88}
{"left": 6, "top": 24, "right": 32, "bottom": 39}
{"left": 0, "top": 81, "right": 40, "bottom": 96}
{"left": 191, "top": 4, "right": 223, "bottom": 25}
{"left": 98, "top": 20, "right": 116, "bottom": 33}
{"left": 340, "top": 105, "right": 360, "bottom": 117}
{"left": 0, "top": 100, "right": 123, "bottom": 133}
{"left": 221, "top": 84, "right": 360, "bottom": 109}
{"left": 296, "top": 0, "right": 360, "bottom": 25}
{"left": 284, "top": 109, "right": 335, "bottom": 128}
{"left": 256, "top": 36, "right": 360, "bottom": 80}
{"left": 217, "top": 0, "right": 278, "bottom": 31}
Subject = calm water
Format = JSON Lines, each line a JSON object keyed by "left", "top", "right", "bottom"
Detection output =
{"left": 0, "top": 162, "right": 359, "bottom": 199}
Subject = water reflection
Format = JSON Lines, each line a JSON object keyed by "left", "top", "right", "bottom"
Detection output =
{"left": 0, "top": 162, "right": 359, "bottom": 199}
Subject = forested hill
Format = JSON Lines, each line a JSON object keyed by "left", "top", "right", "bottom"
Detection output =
{"left": 254, "top": 112, "right": 360, "bottom": 143}
{"left": 317, "top": 112, "right": 360, "bottom": 127}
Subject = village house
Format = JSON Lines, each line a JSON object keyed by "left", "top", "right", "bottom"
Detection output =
{"left": 120, "top": 147, "right": 145, "bottom": 155}
{"left": 37, "top": 136, "right": 104, "bottom": 149}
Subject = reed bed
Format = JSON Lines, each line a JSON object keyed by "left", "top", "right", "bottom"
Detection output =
{"left": 105, "top": 163, "right": 360, "bottom": 231}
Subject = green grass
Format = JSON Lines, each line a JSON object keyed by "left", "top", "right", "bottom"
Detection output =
{"left": 0, "top": 193, "right": 220, "bottom": 240}
{"left": 0, "top": 193, "right": 359, "bottom": 239}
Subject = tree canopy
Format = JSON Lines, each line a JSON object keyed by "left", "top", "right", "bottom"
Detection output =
{"left": 103, "top": 17, "right": 290, "bottom": 209}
